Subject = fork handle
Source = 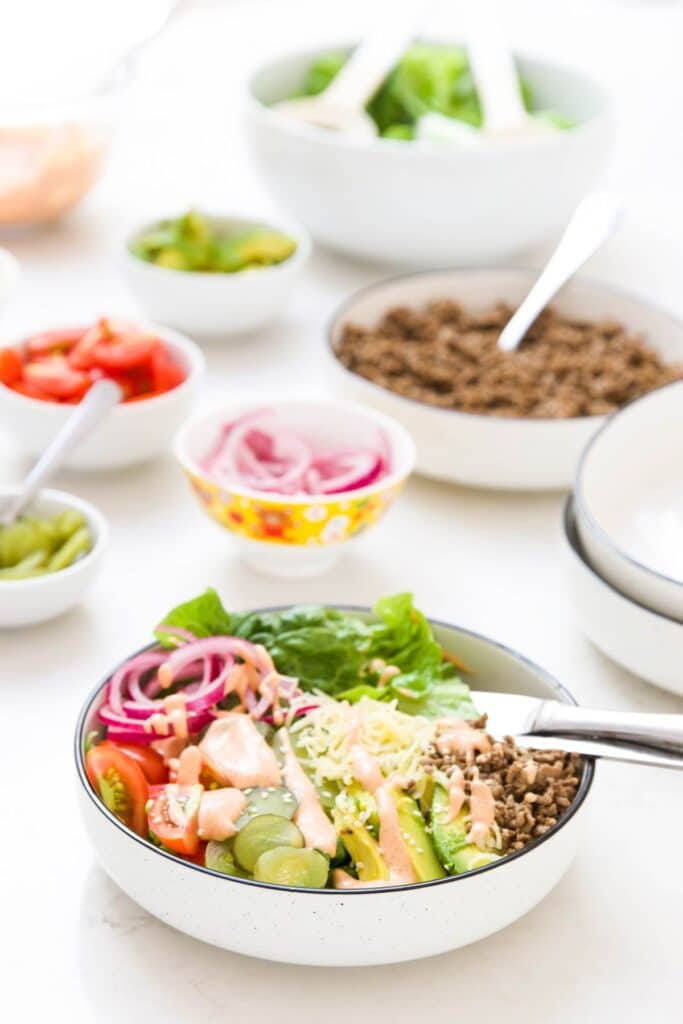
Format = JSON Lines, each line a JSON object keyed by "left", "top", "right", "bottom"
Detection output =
{"left": 534, "top": 702, "right": 683, "bottom": 753}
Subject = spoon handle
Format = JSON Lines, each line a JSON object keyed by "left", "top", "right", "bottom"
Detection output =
{"left": 323, "top": 20, "right": 418, "bottom": 110}
{"left": 0, "top": 379, "right": 121, "bottom": 525}
{"left": 514, "top": 733, "right": 683, "bottom": 771}
{"left": 497, "top": 191, "right": 622, "bottom": 352}
{"left": 534, "top": 701, "right": 683, "bottom": 754}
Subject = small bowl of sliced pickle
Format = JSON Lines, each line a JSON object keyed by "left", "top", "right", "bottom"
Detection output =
{"left": 0, "top": 486, "right": 108, "bottom": 627}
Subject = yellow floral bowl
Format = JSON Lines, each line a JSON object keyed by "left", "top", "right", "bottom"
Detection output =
{"left": 175, "top": 398, "right": 416, "bottom": 577}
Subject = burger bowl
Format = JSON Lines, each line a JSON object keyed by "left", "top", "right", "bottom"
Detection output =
{"left": 326, "top": 268, "right": 683, "bottom": 490}
{"left": 75, "top": 608, "right": 594, "bottom": 966}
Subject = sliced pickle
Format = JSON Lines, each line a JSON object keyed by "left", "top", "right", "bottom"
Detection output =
{"left": 235, "top": 786, "right": 298, "bottom": 830}
{"left": 205, "top": 839, "right": 250, "bottom": 878}
{"left": 233, "top": 814, "right": 304, "bottom": 872}
{"left": 253, "top": 846, "right": 329, "bottom": 888}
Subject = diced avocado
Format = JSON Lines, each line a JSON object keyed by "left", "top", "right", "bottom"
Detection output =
{"left": 333, "top": 806, "right": 389, "bottom": 882}
{"left": 392, "top": 789, "right": 445, "bottom": 881}
{"left": 155, "top": 248, "right": 191, "bottom": 271}
{"left": 233, "top": 231, "right": 297, "bottom": 266}
{"left": 431, "top": 784, "right": 500, "bottom": 875}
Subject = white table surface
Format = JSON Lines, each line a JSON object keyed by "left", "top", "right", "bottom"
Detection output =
{"left": 2, "top": 1, "right": 682, "bottom": 1020}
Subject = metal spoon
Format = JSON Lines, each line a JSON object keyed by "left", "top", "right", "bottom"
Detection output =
{"left": 497, "top": 191, "right": 623, "bottom": 352}
{"left": 0, "top": 379, "right": 121, "bottom": 526}
{"left": 274, "top": 18, "right": 417, "bottom": 137}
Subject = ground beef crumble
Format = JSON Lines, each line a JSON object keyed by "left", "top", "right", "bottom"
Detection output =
{"left": 336, "top": 300, "right": 683, "bottom": 419}
{"left": 422, "top": 720, "right": 582, "bottom": 853}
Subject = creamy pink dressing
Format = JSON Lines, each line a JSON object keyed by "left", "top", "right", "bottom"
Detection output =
{"left": 279, "top": 729, "right": 338, "bottom": 856}
{"left": 345, "top": 706, "right": 362, "bottom": 747}
{"left": 144, "top": 711, "right": 170, "bottom": 736}
{"left": 163, "top": 693, "right": 189, "bottom": 741}
{"left": 436, "top": 718, "right": 492, "bottom": 759}
{"left": 176, "top": 745, "right": 203, "bottom": 787}
{"left": 446, "top": 766, "right": 466, "bottom": 822}
{"left": 332, "top": 869, "right": 387, "bottom": 890}
{"left": 199, "top": 715, "right": 281, "bottom": 788}
{"left": 151, "top": 735, "right": 187, "bottom": 765}
{"left": 198, "top": 788, "right": 247, "bottom": 841}
{"left": 467, "top": 777, "right": 495, "bottom": 849}
{"left": 369, "top": 658, "right": 401, "bottom": 688}
{"left": 350, "top": 745, "right": 384, "bottom": 793}
{"left": 376, "top": 784, "right": 418, "bottom": 885}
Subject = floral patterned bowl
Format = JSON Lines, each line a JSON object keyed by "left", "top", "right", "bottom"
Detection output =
{"left": 175, "top": 398, "right": 416, "bottom": 577}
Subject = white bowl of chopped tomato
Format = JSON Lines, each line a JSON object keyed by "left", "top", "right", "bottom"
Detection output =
{"left": 0, "top": 318, "right": 205, "bottom": 470}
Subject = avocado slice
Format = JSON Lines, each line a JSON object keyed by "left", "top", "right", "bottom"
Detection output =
{"left": 333, "top": 807, "right": 389, "bottom": 882}
{"left": 391, "top": 789, "right": 446, "bottom": 881}
{"left": 431, "top": 784, "right": 500, "bottom": 875}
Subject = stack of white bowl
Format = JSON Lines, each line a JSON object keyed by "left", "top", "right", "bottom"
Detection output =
{"left": 564, "top": 379, "right": 683, "bottom": 696}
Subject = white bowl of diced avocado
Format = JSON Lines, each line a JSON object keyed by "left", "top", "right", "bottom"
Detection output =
{"left": 0, "top": 487, "right": 108, "bottom": 627}
{"left": 121, "top": 210, "right": 311, "bottom": 339}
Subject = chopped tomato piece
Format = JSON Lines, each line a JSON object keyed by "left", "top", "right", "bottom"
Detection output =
{"left": 98, "top": 740, "right": 168, "bottom": 785}
{"left": 86, "top": 745, "right": 149, "bottom": 836}
{"left": 147, "top": 783, "right": 203, "bottom": 855}
{"left": 0, "top": 347, "right": 23, "bottom": 385}
{"left": 24, "top": 358, "right": 90, "bottom": 400}
{"left": 93, "top": 331, "right": 160, "bottom": 371}
{"left": 25, "top": 327, "right": 87, "bottom": 358}
{"left": 68, "top": 324, "right": 106, "bottom": 370}
{"left": 151, "top": 347, "right": 185, "bottom": 393}
{"left": 8, "top": 380, "right": 52, "bottom": 401}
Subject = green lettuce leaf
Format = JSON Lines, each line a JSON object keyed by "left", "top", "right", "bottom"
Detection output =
{"left": 155, "top": 588, "right": 235, "bottom": 645}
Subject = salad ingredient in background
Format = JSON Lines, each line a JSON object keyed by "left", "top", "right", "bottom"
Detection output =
{"left": 0, "top": 318, "right": 186, "bottom": 403}
{"left": 84, "top": 591, "right": 581, "bottom": 889}
{"left": 201, "top": 408, "right": 390, "bottom": 496}
{"left": 336, "top": 300, "right": 683, "bottom": 418}
{"left": 0, "top": 508, "right": 91, "bottom": 579}
{"left": 294, "top": 44, "right": 573, "bottom": 141}
{"left": 129, "top": 211, "right": 297, "bottom": 273}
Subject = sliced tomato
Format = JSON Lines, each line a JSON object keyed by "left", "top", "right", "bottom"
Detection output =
{"left": 147, "top": 783, "right": 203, "bottom": 855}
{"left": 68, "top": 324, "right": 107, "bottom": 370}
{"left": 24, "top": 357, "right": 90, "bottom": 400}
{"left": 86, "top": 745, "right": 149, "bottom": 836}
{"left": 98, "top": 740, "right": 168, "bottom": 785}
{"left": 183, "top": 840, "right": 207, "bottom": 866}
{"left": 93, "top": 331, "right": 160, "bottom": 371}
{"left": 0, "top": 347, "right": 23, "bottom": 385}
{"left": 9, "top": 380, "right": 52, "bottom": 401}
{"left": 151, "top": 347, "right": 185, "bottom": 394}
{"left": 24, "top": 327, "right": 87, "bottom": 358}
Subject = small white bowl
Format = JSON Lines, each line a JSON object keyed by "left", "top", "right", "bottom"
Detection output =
{"left": 245, "top": 45, "right": 611, "bottom": 265}
{"left": 0, "top": 322, "right": 205, "bottom": 470}
{"left": 327, "top": 268, "right": 683, "bottom": 490}
{"left": 0, "top": 486, "right": 107, "bottom": 628}
{"left": 121, "top": 213, "right": 311, "bottom": 338}
{"left": 175, "top": 398, "right": 416, "bottom": 578}
{"left": 75, "top": 609, "right": 594, "bottom": 965}
{"left": 575, "top": 380, "right": 683, "bottom": 620}
{"left": 563, "top": 497, "right": 683, "bottom": 697}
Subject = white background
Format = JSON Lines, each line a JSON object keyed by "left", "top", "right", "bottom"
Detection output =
{"left": 1, "top": 0, "right": 682, "bottom": 1020}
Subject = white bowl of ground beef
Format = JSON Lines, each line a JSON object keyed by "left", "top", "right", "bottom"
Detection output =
{"left": 75, "top": 609, "right": 594, "bottom": 966}
{"left": 326, "top": 268, "right": 683, "bottom": 491}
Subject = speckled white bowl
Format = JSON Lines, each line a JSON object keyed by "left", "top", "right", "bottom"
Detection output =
{"left": 75, "top": 609, "right": 594, "bottom": 966}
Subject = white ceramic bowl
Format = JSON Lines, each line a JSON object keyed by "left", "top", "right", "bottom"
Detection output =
{"left": 75, "top": 609, "right": 594, "bottom": 965}
{"left": 563, "top": 497, "right": 683, "bottom": 697}
{"left": 575, "top": 380, "right": 683, "bottom": 620}
{"left": 0, "top": 322, "right": 205, "bottom": 470}
{"left": 175, "top": 398, "right": 416, "bottom": 578}
{"left": 121, "top": 214, "right": 311, "bottom": 338}
{"left": 0, "top": 486, "right": 107, "bottom": 627}
{"left": 245, "top": 45, "right": 611, "bottom": 265}
{"left": 0, "top": 247, "right": 20, "bottom": 306}
{"left": 327, "top": 268, "right": 683, "bottom": 490}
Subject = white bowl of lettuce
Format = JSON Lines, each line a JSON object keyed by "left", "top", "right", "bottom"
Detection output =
{"left": 76, "top": 590, "right": 594, "bottom": 966}
{"left": 244, "top": 42, "right": 612, "bottom": 265}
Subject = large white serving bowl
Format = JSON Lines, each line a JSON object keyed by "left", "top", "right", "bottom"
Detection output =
{"left": 575, "top": 380, "right": 683, "bottom": 620}
{"left": 75, "top": 609, "right": 594, "bottom": 966}
{"left": 121, "top": 214, "right": 311, "bottom": 338}
{"left": 0, "top": 487, "right": 107, "bottom": 628}
{"left": 563, "top": 498, "right": 683, "bottom": 697}
{"left": 0, "top": 323, "right": 205, "bottom": 470}
{"left": 327, "top": 268, "right": 683, "bottom": 490}
{"left": 244, "top": 45, "right": 611, "bottom": 265}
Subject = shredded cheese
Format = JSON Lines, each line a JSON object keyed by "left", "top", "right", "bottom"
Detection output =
{"left": 290, "top": 696, "right": 435, "bottom": 796}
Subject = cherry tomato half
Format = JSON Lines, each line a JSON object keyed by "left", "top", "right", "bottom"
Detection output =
{"left": 24, "top": 358, "right": 90, "bottom": 400}
{"left": 85, "top": 745, "right": 149, "bottom": 836}
{"left": 147, "top": 783, "right": 203, "bottom": 856}
{"left": 98, "top": 740, "right": 168, "bottom": 786}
